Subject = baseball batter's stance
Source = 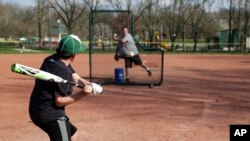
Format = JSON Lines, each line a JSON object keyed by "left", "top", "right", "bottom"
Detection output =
{"left": 29, "top": 35, "right": 101, "bottom": 141}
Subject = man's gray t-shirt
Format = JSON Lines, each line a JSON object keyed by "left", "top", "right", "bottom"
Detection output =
{"left": 122, "top": 33, "right": 139, "bottom": 55}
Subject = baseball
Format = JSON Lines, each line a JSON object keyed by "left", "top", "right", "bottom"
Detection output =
{"left": 129, "top": 52, "right": 134, "bottom": 57}
{"left": 113, "top": 33, "right": 118, "bottom": 40}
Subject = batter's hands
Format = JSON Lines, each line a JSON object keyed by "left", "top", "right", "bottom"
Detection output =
{"left": 82, "top": 84, "right": 92, "bottom": 94}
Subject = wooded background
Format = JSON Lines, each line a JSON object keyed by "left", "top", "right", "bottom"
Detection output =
{"left": 0, "top": 0, "right": 249, "bottom": 51}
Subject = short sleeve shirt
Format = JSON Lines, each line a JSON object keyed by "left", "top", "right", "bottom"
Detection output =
{"left": 122, "top": 33, "right": 139, "bottom": 55}
{"left": 29, "top": 54, "right": 75, "bottom": 123}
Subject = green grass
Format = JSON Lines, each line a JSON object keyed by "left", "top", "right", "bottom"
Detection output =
{"left": 0, "top": 47, "right": 89, "bottom": 54}
{"left": 1, "top": 46, "right": 249, "bottom": 55}
{"left": 164, "top": 50, "right": 250, "bottom": 55}
{"left": 0, "top": 47, "right": 55, "bottom": 54}
{"left": 0, "top": 47, "right": 19, "bottom": 54}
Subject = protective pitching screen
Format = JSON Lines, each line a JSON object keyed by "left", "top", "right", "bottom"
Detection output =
{"left": 89, "top": 10, "right": 164, "bottom": 86}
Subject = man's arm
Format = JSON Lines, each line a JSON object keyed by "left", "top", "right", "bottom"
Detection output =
{"left": 121, "top": 35, "right": 128, "bottom": 44}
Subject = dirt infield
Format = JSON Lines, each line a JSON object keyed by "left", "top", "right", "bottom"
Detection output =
{"left": 1, "top": 54, "right": 250, "bottom": 141}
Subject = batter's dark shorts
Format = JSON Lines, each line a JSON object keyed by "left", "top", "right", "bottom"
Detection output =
{"left": 125, "top": 54, "right": 142, "bottom": 68}
{"left": 33, "top": 117, "right": 77, "bottom": 141}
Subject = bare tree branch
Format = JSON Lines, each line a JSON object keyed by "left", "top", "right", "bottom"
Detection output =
{"left": 48, "top": 0, "right": 86, "bottom": 33}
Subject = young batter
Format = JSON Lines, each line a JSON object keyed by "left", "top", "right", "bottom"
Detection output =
{"left": 29, "top": 35, "right": 99, "bottom": 141}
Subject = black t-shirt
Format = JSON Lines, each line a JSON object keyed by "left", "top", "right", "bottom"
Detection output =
{"left": 29, "top": 54, "right": 75, "bottom": 123}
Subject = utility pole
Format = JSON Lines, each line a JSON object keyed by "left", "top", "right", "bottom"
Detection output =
{"left": 38, "top": 0, "right": 42, "bottom": 49}
{"left": 228, "top": 0, "right": 232, "bottom": 51}
{"left": 47, "top": 1, "right": 51, "bottom": 50}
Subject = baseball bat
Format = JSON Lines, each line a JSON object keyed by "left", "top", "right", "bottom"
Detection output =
{"left": 11, "top": 63, "right": 84, "bottom": 88}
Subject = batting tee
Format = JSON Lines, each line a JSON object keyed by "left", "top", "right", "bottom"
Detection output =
{"left": 88, "top": 10, "right": 164, "bottom": 86}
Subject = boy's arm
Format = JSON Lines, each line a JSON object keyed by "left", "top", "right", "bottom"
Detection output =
{"left": 72, "top": 73, "right": 92, "bottom": 85}
{"left": 55, "top": 85, "right": 92, "bottom": 107}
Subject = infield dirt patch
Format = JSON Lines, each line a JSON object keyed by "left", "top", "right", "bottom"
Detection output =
{"left": 1, "top": 54, "right": 250, "bottom": 141}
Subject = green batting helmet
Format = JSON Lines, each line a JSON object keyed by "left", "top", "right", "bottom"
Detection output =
{"left": 57, "top": 35, "right": 83, "bottom": 56}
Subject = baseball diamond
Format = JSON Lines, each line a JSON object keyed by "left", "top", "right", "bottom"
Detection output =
{"left": 1, "top": 54, "right": 250, "bottom": 141}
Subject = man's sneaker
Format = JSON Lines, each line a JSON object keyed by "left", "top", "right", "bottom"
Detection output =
{"left": 147, "top": 68, "right": 152, "bottom": 76}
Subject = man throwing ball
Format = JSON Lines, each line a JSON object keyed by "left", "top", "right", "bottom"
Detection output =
{"left": 114, "top": 27, "right": 152, "bottom": 82}
{"left": 29, "top": 35, "right": 102, "bottom": 141}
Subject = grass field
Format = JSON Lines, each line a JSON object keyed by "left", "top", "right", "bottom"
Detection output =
{"left": 0, "top": 47, "right": 55, "bottom": 54}
{"left": 1, "top": 46, "right": 250, "bottom": 55}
